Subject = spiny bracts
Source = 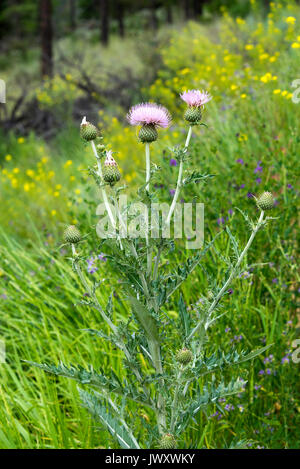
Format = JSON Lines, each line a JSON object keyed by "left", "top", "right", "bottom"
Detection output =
{"left": 64, "top": 225, "right": 81, "bottom": 244}
{"left": 103, "top": 151, "right": 121, "bottom": 186}
{"left": 256, "top": 192, "right": 274, "bottom": 211}
{"left": 80, "top": 116, "right": 98, "bottom": 141}
{"left": 176, "top": 348, "right": 193, "bottom": 365}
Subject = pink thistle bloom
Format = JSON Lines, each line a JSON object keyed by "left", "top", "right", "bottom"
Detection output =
{"left": 180, "top": 89, "right": 212, "bottom": 107}
{"left": 104, "top": 150, "right": 117, "bottom": 166}
{"left": 127, "top": 102, "right": 171, "bottom": 128}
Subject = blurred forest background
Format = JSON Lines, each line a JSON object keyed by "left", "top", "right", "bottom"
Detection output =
{"left": 0, "top": 0, "right": 277, "bottom": 137}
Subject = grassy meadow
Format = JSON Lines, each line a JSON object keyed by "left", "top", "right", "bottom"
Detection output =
{"left": 0, "top": 1, "right": 299, "bottom": 449}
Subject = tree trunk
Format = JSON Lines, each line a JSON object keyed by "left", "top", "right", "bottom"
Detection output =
{"left": 69, "top": 0, "right": 76, "bottom": 30}
{"left": 99, "top": 0, "right": 109, "bottom": 46}
{"left": 166, "top": 4, "right": 173, "bottom": 24}
{"left": 116, "top": 0, "right": 125, "bottom": 37}
{"left": 193, "top": 0, "right": 205, "bottom": 17}
{"left": 150, "top": 0, "right": 158, "bottom": 30}
{"left": 40, "top": 0, "right": 53, "bottom": 78}
{"left": 182, "top": 0, "right": 191, "bottom": 20}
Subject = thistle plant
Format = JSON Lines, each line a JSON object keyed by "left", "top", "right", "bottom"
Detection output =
{"left": 28, "top": 90, "right": 276, "bottom": 449}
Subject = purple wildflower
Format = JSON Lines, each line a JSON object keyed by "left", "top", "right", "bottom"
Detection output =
{"left": 236, "top": 158, "right": 244, "bottom": 164}
{"left": 254, "top": 161, "right": 263, "bottom": 173}
{"left": 256, "top": 177, "right": 262, "bottom": 184}
{"left": 228, "top": 288, "right": 234, "bottom": 295}
{"left": 170, "top": 158, "right": 178, "bottom": 166}
{"left": 217, "top": 217, "right": 225, "bottom": 225}
{"left": 169, "top": 189, "right": 175, "bottom": 196}
{"left": 98, "top": 253, "right": 107, "bottom": 262}
{"left": 281, "top": 355, "right": 289, "bottom": 364}
{"left": 180, "top": 89, "right": 212, "bottom": 107}
{"left": 272, "top": 278, "right": 278, "bottom": 284}
{"left": 127, "top": 103, "right": 171, "bottom": 128}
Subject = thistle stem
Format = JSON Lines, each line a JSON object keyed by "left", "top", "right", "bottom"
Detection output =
{"left": 145, "top": 143, "right": 150, "bottom": 193}
{"left": 187, "top": 210, "right": 265, "bottom": 341}
{"left": 166, "top": 126, "right": 192, "bottom": 227}
{"left": 91, "top": 141, "right": 116, "bottom": 232}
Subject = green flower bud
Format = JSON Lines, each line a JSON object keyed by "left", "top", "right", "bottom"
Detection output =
{"left": 103, "top": 152, "right": 121, "bottom": 186}
{"left": 80, "top": 116, "right": 98, "bottom": 141}
{"left": 184, "top": 107, "right": 202, "bottom": 125}
{"left": 256, "top": 192, "right": 274, "bottom": 211}
{"left": 138, "top": 124, "right": 158, "bottom": 143}
{"left": 158, "top": 433, "right": 177, "bottom": 449}
{"left": 176, "top": 348, "right": 193, "bottom": 365}
{"left": 64, "top": 225, "right": 81, "bottom": 244}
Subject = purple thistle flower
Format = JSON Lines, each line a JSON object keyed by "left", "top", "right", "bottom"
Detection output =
{"left": 170, "top": 158, "right": 178, "bottom": 166}
{"left": 127, "top": 102, "right": 171, "bottom": 128}
{"left": 180, "top": 89, "right": 212, "bottom": 107}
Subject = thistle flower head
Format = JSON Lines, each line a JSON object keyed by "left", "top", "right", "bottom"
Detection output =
{"left": 127, "top": 103, "right": 171, "bottom": 129}
{"left": 256, "top": 191, "right": 274, "bottom": 211}
{"left": 103, "top": 150, "right": 121, "bottom": 186}
{"left": 180, "top": 89, "right": 212, "bottom": 108}
{"left": 158, "top": 433, "right": 177, "bottom": 449}
{"left": 176, "top": 348, "right": 193, "bottom": 365}
{"left": 80, "top": 116, "right": 98, "bottom": 141}
{"left": 104, "top": 150, "right": 117, "bottom": 167}
{"left": 64, "top": 225, "right": 81, "bottom": 244}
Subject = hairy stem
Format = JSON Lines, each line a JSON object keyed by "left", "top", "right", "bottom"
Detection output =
{"left": 170, "top": 368, "right": 183, "bottom": 432}
{"left": 145, "top": 143, "right": 150, "bottom": 193}
{"left": 166, "top": 126, "right": 192, "bottom": 227}
{"left": 91, "top": 141, "right": 116, "bottom": 231}
{"left": 187, "top": 210, "right": 265, "bottom": 341}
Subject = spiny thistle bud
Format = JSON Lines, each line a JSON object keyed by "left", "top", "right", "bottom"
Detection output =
{"left": 184, "top": 107, "right": 202, "bottom": 125}
{"left": 158, "top": 433, "right": 177, "bottom": 449}
{"left": 138, "top": 124, "right": 158, "bottom": 143}
{"left": 96, "top": 143, "right": 106, "bottom": 153}
{"left": 64, "top": 225, "right": 81, "bottom": 244}
{"left": 80, "top": 116, "right": 98, "bottom": 141}
{"left": 176, "top": 348, "right": 193, "bottom": 365}
{"left": 256, "top": 191, "right": 274, "bottom": 211}
{"left": 102, "top": 151, "right": 121, "bottom": 186}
